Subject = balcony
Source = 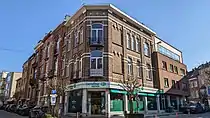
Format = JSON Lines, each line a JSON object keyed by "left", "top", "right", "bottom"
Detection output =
{"left": 90, "top": 69, "right": 103, "bottom": 77}
{"left": 89, "top": 37, "right": 104, "bottom": 47}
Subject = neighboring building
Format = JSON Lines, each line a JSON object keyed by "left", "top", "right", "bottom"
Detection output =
{"left": 187, "top": 62, "right": 210, "bottom": 105}
{"left": 15, "top": 77, "right": 24, "bottom": 101}
{"left": 152, "top": 36, "right": 189, "bottom": 111}
{"left": 0, "top": 71, "right": 9, "bottom": 101}
{"left": 3, "top": 72, "right": 22, "bottom": 101}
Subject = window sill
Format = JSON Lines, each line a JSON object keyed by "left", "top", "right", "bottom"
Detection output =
{"left": 126, "top": 48, "right": 141, "bottom": 54}
{"left": 164, "top": 86, "right": 169, "bottom": 88}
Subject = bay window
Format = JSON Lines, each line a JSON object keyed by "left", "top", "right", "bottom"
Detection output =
{"left": 90, "top": 50, "right": 103, "bottom": 76}
{"left": 91, "top": 24, "right": 103, "bottom": 45}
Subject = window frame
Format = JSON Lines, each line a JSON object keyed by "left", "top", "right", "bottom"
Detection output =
{"left": 162, "top": 61, "right": 167, "bottom": 70}
{"left": 169, "top": 64, "right": 174, "bottom": 72}
{"left": 91, "top": 23, "right": 103, "bottom": 44}
{"left": 127, "top": 33, "right": 131, "bottom": 49}
{"left": 127, "top": 57, "right": 133, "bottom": 75}
{"left": 164, "top": 78, "right": 169, "bottom": 88}
{"left": 144, "top": 42, "right": 150, "bottom": 56}
{"left": 172, "top": 80, "right": 176, "bottom": 89}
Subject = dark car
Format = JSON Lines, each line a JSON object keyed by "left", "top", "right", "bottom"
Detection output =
{"left": 29, "top": 105, "right": 48, "bottom": 118}
{"left": 9, "top": 104, "right": 17, "bottom": 112}
{"left": 182, "top": 103, "right": 204, "bottom": 114}
{"left": 19, "top": 104, "right": 35, "bottom": 116}
{"left": 5, "top": 104, "right": 10, "bottom": 111}
{"left": 15, "top": 104, "right": 23, "bottom": 114}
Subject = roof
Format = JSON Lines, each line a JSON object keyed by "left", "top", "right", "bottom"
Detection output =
{"left": 65, "top": 4, "right": 156, "bottom": 35}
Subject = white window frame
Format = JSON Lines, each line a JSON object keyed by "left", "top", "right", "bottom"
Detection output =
{"left": 144, "top": 43, "right": 149, "bottom": 56}
{"left": 136, "top": 38, "right": 140, "bottom": 52}
{"left": 127, "top": 33, "right": 131, "bottom": 49}
{"left": 131, "top": 36, "right": 135, "bottom": 50}
{"left": 127, "top": 57, "right": 132, "bottom": 75}
{"left": 91, "top": 23, "right": 103, "bottom": 44}
{"left": 90, "top": 57, "right": 103, "bottom": 69}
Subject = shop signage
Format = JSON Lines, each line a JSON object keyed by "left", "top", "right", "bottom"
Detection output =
{"left": 85, "top": 82, "right": 109, "bottom": 88}
{"left": 50, "top": 94, "right": 57, "bottom": 106}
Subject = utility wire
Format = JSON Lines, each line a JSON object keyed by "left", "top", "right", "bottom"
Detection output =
{"left": 0, "top": 47, "right": 31, "bottom": 53}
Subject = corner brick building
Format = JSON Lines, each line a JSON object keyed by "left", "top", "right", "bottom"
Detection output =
{"left": 18, "top": 4, "right": 189, "bottom": 117}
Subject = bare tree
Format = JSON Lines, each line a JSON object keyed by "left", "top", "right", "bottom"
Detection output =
{"left": 119, "top": 76, "right": 142, "bottom": 114}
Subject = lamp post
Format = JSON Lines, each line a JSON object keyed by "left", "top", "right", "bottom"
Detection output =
{"left": 200, "top": 85, "right": 209, "bottom": 111}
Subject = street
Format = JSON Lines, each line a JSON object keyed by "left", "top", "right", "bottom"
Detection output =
{"left": 159, "top": 112, "right": 210, "bottom": 118}
{"left": 0, "top": 110, "right": 27, "bottom": 118}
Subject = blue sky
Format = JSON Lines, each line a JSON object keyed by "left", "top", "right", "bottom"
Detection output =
{"left": 0, "top": 0, "right": 210, "bottom": 72}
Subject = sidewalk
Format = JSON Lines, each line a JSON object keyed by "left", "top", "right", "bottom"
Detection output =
{"left": 63, "top": 112, "right": 182, "bottom": 118}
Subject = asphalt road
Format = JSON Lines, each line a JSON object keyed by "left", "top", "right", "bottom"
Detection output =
{"left": 159, "top": 112, "right": 210, "bottom": 118}
{"left": 0, "top": 110, "right": 27, "bottom": 118}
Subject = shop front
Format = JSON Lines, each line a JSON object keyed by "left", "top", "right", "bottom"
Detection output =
{"left": 65, "top": 82, "right": 160, "bottom": 117}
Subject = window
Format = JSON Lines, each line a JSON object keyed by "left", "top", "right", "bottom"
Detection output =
{"left": 146, "top": 64, "right": 152, "bottom": 80}
{"left": 172, "top": 80, "right": 176, "bottom": 88}
{"left": 54, "top": 58, "right": 58, "bottom": 75}
{"left": 194, "top": 81, "right": 198, "bottom": 87}
{"left": 136, "top": 60, "right": 141, "bottom": 77}
{"left": 174, "top": 66, "right": 178, "bottom": 74}
{"left": 170, "top": 64, "right": 174, "bottom": 72}
{"left": 127, "top": 33, "right": 131, "bottom": 49}
{"left": 158, "top": 45, "right": 180, "bottom": 61}
{"left": 65, "top": 65, "right": 69, "bottom": 77}
{"left": 182, "top": 83, "right": 187, "bottom": 91}
{"left": 162, "top": 61, "right": 167, "bottom": 70}
{"left": 144, "top": 43, "right": 149, "bottom": 56}
{"left": 74, "top": 30, "right": 78, "bottom": 47}
{"left": 195, "top": 90, "right": 199, "bottom": 98}
{"left": 164, "top": 78, "right": 169, "bottom": 88}
{"left": 127, "top": 57, "right": 133, "bottom": 75}
{"left": 90, "top": 50, "right": 103, "bottom": 69}
{"left": 136, "top": 38, "right": 140, "bottom": 52}
{"left": 131, "top": 36, "right": 135, "bottom": 50}
{"left": 79, "top": 59, "right": 82, "bottom": 78}
{"left": 91, "top": 24, "right": 103, "bottom": 44}
{"left": 45, "top": 61, "right": 49, "bottom": 76}
{"left": 180, "top": 69, "right": 185, "bottom": 76}
{"left": 56, "top": 39, "right": 59, "bottom": 53}
{"left": 80, "top": 28, "right": 83, "bottom": 44}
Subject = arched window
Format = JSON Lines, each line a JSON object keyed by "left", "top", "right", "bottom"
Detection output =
{"left": 91, "top": 24, "right": 103, "bottom": 44}
{"left": 136, "top": 38, "right": 140, "bottom": 52}
{"left": 131, "top": 36, "right": 136, "bottom": 50}
{"left": 127, "top": 33, "right": 131, "bottom": 49}
{"left": 144, "top": 43, "right": 149, "bottom": 56}
{"left": 127, "top": 57, "right": 133, "bottom": 75}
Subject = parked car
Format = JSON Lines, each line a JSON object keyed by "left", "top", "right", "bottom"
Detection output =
{"left": 4, "top": 104, "right": 10, "bottom": 111}
{"left": 9, "top": 104, "right": 17, "bottom": 112}
{"left": 19, "top": 104, "right": 35, "bottom": 116}
{"left": 29, "top": 105, "right": 48, "bottom": 118}
{"left": 182, "top": 102, "right": 204, "bottom": 114}
{"left": 15, "top": 104, "right": 23, "bottom": 114}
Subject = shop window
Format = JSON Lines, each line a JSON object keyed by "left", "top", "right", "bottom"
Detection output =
{"left": 147, "top": 96, "right": 157, "bottom": 110}
{"left": 110, "top": 93, "right": 124, "bottom": 112}
{"left": 128, "top": 95, "right": 144, "bottom": 112}
{"left": 68, "top": 90, "right": 82, "bottom": 113}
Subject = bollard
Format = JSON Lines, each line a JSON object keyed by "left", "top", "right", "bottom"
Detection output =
{"left": 76, "top": 112, "right": 79, "bottom": 118}
{"left": 155, "top": 114, "right": 158, "bottom": 118}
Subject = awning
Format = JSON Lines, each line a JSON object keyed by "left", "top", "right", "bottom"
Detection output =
{"left": 110, "top": 89, "right": 156, "bottom": 96}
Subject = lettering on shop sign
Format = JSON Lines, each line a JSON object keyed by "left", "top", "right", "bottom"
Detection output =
{"left": 86, "top": 82, "right": 109, "bottom": 88}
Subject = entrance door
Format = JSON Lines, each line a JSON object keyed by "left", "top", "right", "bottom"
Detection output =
{"left": 89, "top": 91, "right": 105, "bottom": 115}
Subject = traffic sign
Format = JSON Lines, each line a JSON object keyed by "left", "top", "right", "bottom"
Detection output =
{"left": 51, "top": 90, "right": 56, "bottom": 94}
{"left": 50, "top": 94, "right": 57, "bottom": 106}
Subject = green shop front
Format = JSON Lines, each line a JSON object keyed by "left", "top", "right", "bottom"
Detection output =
{"left": 65, "top": 82, "right": 161, "bottom": 117}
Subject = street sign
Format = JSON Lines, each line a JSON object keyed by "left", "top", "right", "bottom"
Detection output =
{"left": 50, "top": 94, "right": 57, "bottom": 106}
{"left": 51, "top": 89, "right": 56, "bottom": 94}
